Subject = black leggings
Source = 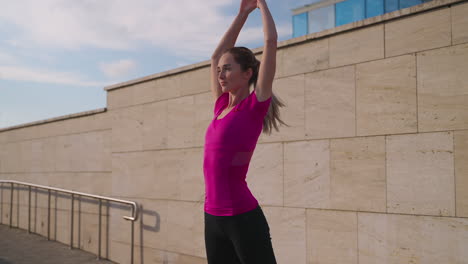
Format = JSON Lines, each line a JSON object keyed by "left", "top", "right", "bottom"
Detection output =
{"left": 204, "top": 205, "right": 277, "bottom": 264}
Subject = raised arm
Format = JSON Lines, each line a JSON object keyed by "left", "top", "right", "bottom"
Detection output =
{"left": 210, "top": 0, "right": 257, "bottom": 100}
{"left": 255, "top": 0, "right": 278, "bottom": 102}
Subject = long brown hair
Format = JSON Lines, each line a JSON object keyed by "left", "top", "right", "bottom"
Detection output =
{"left": 223, "top": 47, "right": 288, "bottom": 135}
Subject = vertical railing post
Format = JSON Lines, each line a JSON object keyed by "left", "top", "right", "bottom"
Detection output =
{"left": 47, "top": 189, "right": 51, "bottom": 240}
{"left": 28, "top": 186, "right": 31, "bottom": 233}
{"left": 0, "top": 183, "right": 3, "bottom": 225}
{"left": 70, "top": 193, "right": 74, "bottom": 249}
{"left": 98, "top": 198, "right": 102, "bottom": 260}
{"left": 131, "top": 219, "right": 134, "bottom": 264}
{"left": 9, "top": 182, "right": 13, "bottom": 228}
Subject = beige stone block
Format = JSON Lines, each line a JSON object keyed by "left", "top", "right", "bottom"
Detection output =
{"left": 330, "top": 136, "right": 386, "bottom": 212}
{"left": 131, "top": 80, "right": 159, "bottom": 106}
{"left": 111, "top": 100, "right": 168, "bottom": 152}
{"left": 92, "top": 112, "right": 112, "bottom": 131}
{"left": 387, "top": 132, "right": 455, "bottom": 216}
{"left": 247, "top": 143, "right": 283, "bottom": 206}
{"left": 73, "top": 112, "right": 111, "bottom": 133}
{"left": 153, "top": 75, "right": 183, "bottom": 101}
{"left": 261, "top": 206, "right": 306, "bottom": 264}
{"left": 34, "top": 121, "right": 62, "bottom": 139}
{"left": 358, "top": 212, "right": 468, "bottom": 264}
{"left": 417, "top": 43, "right": 468, "bottom": 131}
{"left": 0, "top": 132, "right": 7, "bottom": 144}
{"left": 55, "top": 112, "right": 110, "bottom": 134}
{"left": 178, "top": 148, "right": 205, "bottom": 202}
{"left": 179, "top": 67, "right": 210, "bottom": 96}
{"left": 42, "top": 137, "right": 57, "bottom": 172}
{"left": 141, "top": 100, "right": 169, "bottom": 150}
{"left": 82, "top": 130, "right": 111, "bottom": 172}
{"left": 112, "top": 151, "right": 174, "bottom": 199}
{"left": 20, "top": 138, "right": 56, "bottom": 173}
{"left": 2, "top": 130, "right": 16, "bottom": 143}
{"left": 111, "top": 105, "right": 143, "bottom": 152}
{"left": 117, "top": 147, "right": 203, "bottom": 201}
{"left": 112, "top": 148, "right": 204, "bottom": 202}
{"left": 452, "top": 2, "right": 468, "bottom": 45}
{"left": 455, "top": 130, "right": 468, "bottom": 217}
{"left": 54, "top": 135, "right": 73, "bottom": 172}
{"left": 0, "top": 147, "right": 3, "bottom": 173}
{"left": 1, "top": 142, "right": 21, "bottom": 173}
{"left": 18, "top": 141, "right": 32, "bottom": 173}
{"left": 166, "top": 201, "right": 205, "bottom": 258}
{"left": 356, "top": 55, "right": 417, "bottom": 136}
{"left": 194, "top": 92, "right": 214, "bottom": 147}
{"left": 330, "top": 24, "right": 384, "bottom": 67}
{"left": 281, "top": 38, "right": 329, "bottom": 77}
{"left": 31, "top": 112, "right": 107, "bottom": 138}
{"left": 385, "top": 8, "right": 451, "bottom": 57}
{"left": 284, "top": 140, "right": 330, "bottom": 209}
{"left": 55, "top": 131, "right": 110, "bottom": 172}
{"left": 167, "top": 96, "right": 197, "bottom": 149}
{"left": 307, "top": 209, "right": 358, "bottom": 264}
{"left": 107, "top": 79, "right": 178, "bottom": 110}
{"left": 107, "top": 86, "right": 134, "bottom": 110}
{"left": 0, "top": 126, "right": 33, "bottom": 142}
{"left": 107, "top": 79, "right": 158, "bottom": 109}
{"left": 305, "top": 66, "right": 355, "bottom": 139}
{"left": 259, "top": 75, "right": 305, "bottom": 143}
{"left": 256, "top": 48, "right": 285, "bottom": 81}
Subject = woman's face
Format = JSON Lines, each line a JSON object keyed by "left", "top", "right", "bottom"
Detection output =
{"left": 217, "top": 53, "right": 251, "bottom": 93}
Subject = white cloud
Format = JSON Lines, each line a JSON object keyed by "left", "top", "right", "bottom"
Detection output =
{"left": 237, "top": 24, "right": 292, "bottom": 46}
{"left": 0, "top": 65, "right": 109, "bottom": 87}
{"left": 0, "top": 0, "right": 234, "bottom": 58}
{"left": 99, "top": 59, "right": 137, "bottom": 79}
{"left": 0, "top": 51, "right": 18, "bottom": 65}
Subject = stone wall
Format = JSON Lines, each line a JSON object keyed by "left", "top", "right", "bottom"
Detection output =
{"left": 1, "top": 0, "right": 468, "bottom": 263}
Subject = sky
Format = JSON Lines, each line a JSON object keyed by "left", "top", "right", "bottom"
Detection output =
{"left": 0, "top": 0, "right": 315, "bottom": 129}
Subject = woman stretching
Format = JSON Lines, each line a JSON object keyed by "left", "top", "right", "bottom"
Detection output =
{"left": 203, "top": 0, "right": 286, "bottom": 263}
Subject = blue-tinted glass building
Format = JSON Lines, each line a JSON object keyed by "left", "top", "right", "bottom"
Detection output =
{"left": 293, "top": 0, "right": 433, "bottom": 38}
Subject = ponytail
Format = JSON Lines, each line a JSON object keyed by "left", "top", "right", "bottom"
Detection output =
{"left": 251, "top": 60, "right": 288, "bottom": 135}
{"left": 223, "top": 47, "right": 288, "bottom": 135}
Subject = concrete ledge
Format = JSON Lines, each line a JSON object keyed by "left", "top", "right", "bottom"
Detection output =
{"left": 0, "top": 108, "right": 107, "bottom": 132}
{"left": 104, "top": 0, "right": 466, "bottom": 92}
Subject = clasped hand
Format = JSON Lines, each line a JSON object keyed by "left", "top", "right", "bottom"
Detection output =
{"left": 240, "top": 0, "right": 267, "bottom": 14}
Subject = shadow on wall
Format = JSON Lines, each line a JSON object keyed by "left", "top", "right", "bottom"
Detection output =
{"left": 138, "top": 204, "right": 162, "bottom": 264}
{"left": 0, "top": 184, "right": 162, "bottom": 264}
{"left": 0, "top": 258, "right": 13, "bottom": 264}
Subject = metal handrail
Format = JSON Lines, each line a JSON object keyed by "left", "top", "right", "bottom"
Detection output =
{"left": 0, "top": 180, "right": 138, "bottom": 264}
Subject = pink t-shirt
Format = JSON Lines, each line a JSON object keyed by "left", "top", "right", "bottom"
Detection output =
{"left": 203, "top": 90, "right": 272, "bottom": 216}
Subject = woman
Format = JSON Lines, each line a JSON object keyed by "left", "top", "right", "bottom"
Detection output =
{"left": 203, "top": 0, "right": 286, "bottom": 263}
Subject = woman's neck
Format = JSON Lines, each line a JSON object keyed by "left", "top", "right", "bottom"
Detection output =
{"left": 227, "top": 88, "right": 250, "bottom": 108}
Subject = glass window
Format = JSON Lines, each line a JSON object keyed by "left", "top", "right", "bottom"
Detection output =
{"left": 293, "top": 12, "right": 308, "bottom": 38}
{"left": 335, "top": 0, "right": 365, "bottom": 27}
{"left": 308, "top": 5, "right": 335, "bottom": 34}
{"left": 366, "top": 0, "right": 384, "bottom": 18}
{"left": 385, "top": 0, "right": 399, "bottom": 13}
{"left": 400, "top": 0, "right": 422, "bottom": 9}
